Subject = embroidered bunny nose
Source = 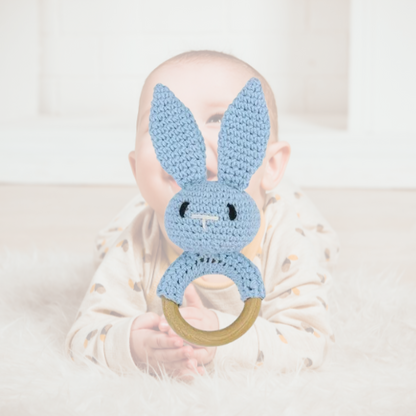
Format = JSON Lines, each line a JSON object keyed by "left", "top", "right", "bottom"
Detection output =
{"left": 190, "top": 214, "right": 219, "bottom": 231}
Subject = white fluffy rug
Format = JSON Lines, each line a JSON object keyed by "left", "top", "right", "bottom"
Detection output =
{"left": 0, "top": 250, "right": 415, "bottom": 416}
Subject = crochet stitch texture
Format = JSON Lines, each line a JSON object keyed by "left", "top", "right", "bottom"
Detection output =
{"left": 157, "top": 252, "right": 265, "bottom": 305}
{"left": 218, "top": 78, "right": 270, "bottom": 190}
{"left": 149, "top": 84, "right": 206, "bottom": 189}
{"left": 149, "top": 77, "right": 270, "bottom": 305}
{"left": 165, "top": 181, "right": 259, "bottom": 253}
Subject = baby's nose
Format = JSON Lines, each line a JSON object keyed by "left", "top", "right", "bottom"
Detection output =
{"left": 190, "top": 213, "right": 219, "bottom": 231}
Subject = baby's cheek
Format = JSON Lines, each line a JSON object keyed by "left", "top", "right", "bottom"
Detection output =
{"left": 134, "top": 139, "right": 171, "bottom": 211}
{"left": 135, "top": 136, "right": 159, "bottom": 176}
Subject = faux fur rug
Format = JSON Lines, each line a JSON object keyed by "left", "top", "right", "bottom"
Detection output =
{"left": 0, "top": 251, "right": 415, "bottom": 416}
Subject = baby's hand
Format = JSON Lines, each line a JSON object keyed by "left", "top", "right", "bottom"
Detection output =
{"left": 129, "top": 312, "right": 203, "bottom": 380}
{"left": 159, "top": 284, "right": 219, "bottom": 367}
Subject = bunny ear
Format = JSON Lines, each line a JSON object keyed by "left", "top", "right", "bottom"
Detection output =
{"left": 217, "top": 77, "right": 270, "bottom": 190}
{"left": 149, "top": 83, "right": 206, "bottom": 189}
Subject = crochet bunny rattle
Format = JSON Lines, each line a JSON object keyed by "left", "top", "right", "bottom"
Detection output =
{"left": 149, "top": 77, "right": 270, "bottom": 347}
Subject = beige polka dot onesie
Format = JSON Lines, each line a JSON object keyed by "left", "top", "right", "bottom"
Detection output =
{"left": 65, "top": 177, "right": 340, "bottom": 374}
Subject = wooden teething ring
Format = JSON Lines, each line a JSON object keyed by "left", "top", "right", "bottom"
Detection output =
{"left": 161, "top": 296, "right": 261, "bottom": 347}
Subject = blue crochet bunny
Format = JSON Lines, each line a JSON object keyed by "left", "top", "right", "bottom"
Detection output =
{"left": 149, "top": 77, "right": 270, "bottom": 346}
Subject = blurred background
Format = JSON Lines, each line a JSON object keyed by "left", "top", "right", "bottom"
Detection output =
{"left": 1, "top": 0, "right": 415, "bottom": 187}
{"left": 0, "top": 0, "right": 415, "bottom": 279}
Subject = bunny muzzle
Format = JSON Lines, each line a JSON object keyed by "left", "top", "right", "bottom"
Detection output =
{"left": 190, "top": 213, "right": 219, "bottom": 230}
{"left": 164, "top": 181, "right": 261, "bottom": 254}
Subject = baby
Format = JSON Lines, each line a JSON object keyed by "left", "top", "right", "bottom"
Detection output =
{"left": 65, "top": 50, "right": 339, "bottom": 380}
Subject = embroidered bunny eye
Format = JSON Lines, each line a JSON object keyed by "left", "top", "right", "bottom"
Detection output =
{"left": 179, "top": 201, "right": 190, "bottom": 218}
{"left": 227, "top": 204, "right": 237, "bottom": 220}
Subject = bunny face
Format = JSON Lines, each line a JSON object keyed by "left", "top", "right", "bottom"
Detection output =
{"left": 149, "top": 77, "right": 270, "bottom": 255}
{"left": 165, "top": 180, "right": 260, "bottom": 254}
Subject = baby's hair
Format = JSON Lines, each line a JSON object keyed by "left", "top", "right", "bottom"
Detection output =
{"left": 141, "top": 49, "right": 278, "bottom": 141}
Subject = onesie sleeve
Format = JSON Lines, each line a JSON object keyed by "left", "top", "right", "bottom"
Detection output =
{"left": 209, "top": 200, "right": 335, "bottom": 372}
{"left": 94, "top": 193, "right": 147, "bottom": 267}
{"left": 272, "top": 176, "right": 340, "bottom": 268}
{"left": 65, "top": 225, "right": 147, "bottom": 375}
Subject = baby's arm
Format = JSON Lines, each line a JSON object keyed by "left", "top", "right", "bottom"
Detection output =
{"left": 159, "top": 283, "right": 219, "bottom": 374}
{"left": 273, "top": 176, "right": 340, "bottom": 268}
{"left": 65, "top": 227, "right": 148, "bottom": 374}
{"left": 66, "top": 224, "right": 201, "bottom": 378}
{"left": 130, "top": 312, "right": 203, "bottom": 378}
{"left": 207, "top": 201, "right": 335, "bottom": 371}
{"left": 94, "top": 193, "right": 147, "bottom": 266}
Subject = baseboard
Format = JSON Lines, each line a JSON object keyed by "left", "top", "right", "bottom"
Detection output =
{"left": 1, "top": 115, "right": 415, "bottom": 188}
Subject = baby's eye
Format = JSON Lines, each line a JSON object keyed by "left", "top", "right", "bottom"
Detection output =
{"left": 179, "top": 201, "right": 190, "bottom": 218}
{"left": 206, "top": 113, "right": 223, "bottom": 124}
{"left": 227, "top": 204, "right": 237, "bottom": 221}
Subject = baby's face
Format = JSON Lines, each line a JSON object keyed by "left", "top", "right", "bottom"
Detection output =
{"left": 131, "top": 60, "right": 271, "bottom": 253}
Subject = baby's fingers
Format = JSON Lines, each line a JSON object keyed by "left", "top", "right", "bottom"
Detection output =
{"left": 167, "top": 361, "right": 205, "bottom": 381}
{"left": 174, "top": 368, "right": 205, "bottom": 382}
{"left": 163, "top": 358, "right": 198, "bottom": 372}
{"left": 158, "top": 318, "right": 170, "bottom": 333}
{"left": 190, "top": 347, "right": 211, "bottom": 363}
{"left": 158, "top": 320, "right": 178, "bottom": 338}
{"left": 153, "top": 345, "right": 194, "bottom": 363}
{"left": 147, "top": 333, "right": 183, "bottom": 349}
{"left": 164, "top": 319, "right": 211, "bottom": 338}
{"left": 131, "top": 312, "right": 160, "bottom": 331}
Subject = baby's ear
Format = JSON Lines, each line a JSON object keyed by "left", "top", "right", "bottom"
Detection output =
{"left": 217, "top": 77, "right": 270, "bottom": 190}
{"left": 149, "top": 83, "right": 206, "bottom": 189}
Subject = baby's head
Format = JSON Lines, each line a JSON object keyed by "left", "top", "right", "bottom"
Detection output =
{"left": 129, "top": 50, "right": 290, "bottom": 252}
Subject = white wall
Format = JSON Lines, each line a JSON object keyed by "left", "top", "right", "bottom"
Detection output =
{"left": 0, "top": 0, "right": 39, "bottom": 121}
{"left": 39, "top": 0, "right": 349, "bottom": 118}
{"left": 349, "top": 0, "right": 416, "bottom": 133}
